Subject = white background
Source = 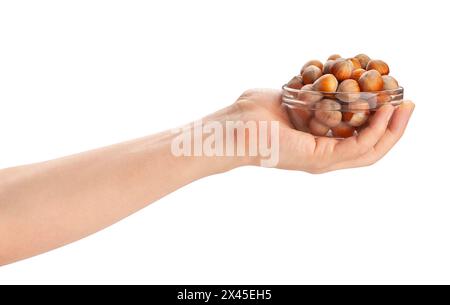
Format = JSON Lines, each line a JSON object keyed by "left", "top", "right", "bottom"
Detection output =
{"left": 0, "top": 0, "right": 449, "bottom": 284}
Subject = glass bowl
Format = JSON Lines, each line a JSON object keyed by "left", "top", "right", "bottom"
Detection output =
{"left": 282, "top": 85, "right": 404, "bottom": 138}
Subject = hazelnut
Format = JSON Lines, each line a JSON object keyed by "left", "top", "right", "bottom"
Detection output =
{"left": 367, "top": 60, "right": 390, "bottom": 75}
{"left": 351, "top": 68, "right": 366, "bottom": 81}
{"left": 371, "top": 92, "right": 392, "bottom": 107}
{"left": 314, "top": 99, "right": 342, "bottom": 127}
{"left": 348, "top": 58, "right": 362, "bottom": 70}
{"left": 330, "top": 60, "right": 353, "bottom": 81}
{"left": 363, "top": 92, "right": 392, "bottom": 108}
{"left": 382, "top": 75, "right": 399, "bottom": 90}
{"left": 297, "top": 84, "right": 323, "bottom": 103}
{"left": 309, "top": 118, "right": 329, "bottom": 136}
{"left": 355, "top": 54, "right": 371, "bottom": 69}
{"left": 323, "top": 60, "right": 335, "bottom": 74}
{"left": 302, "top": 65, "right": 323, "bottom": 84}
{"left": 337, "top": 79, "right": 361, "bottom": 102}
{"left": 312, "top": 74, "right": 338, "bottom": 92}
{"left": 358, "top": 70, "right": 383, "bottom": 92}
{"left": 301, "top": 60, "right": 323, "bottom": 73}
{"left": 328, "top": 54, "right": 341, "bottom": 60}
{"left": 356, "top": 112, "right": 376, "bottom": 131}
{"left": 331, "top": 122, "right": 355, "bottom": 138}
{"left": 287, "top": 106, "right": 311, "bottom": 131}
{"left": 342, "top": 100, "right": 370, "bottom": 127}
{"left": 287, "top": 76, "right": 303, "bottom": 90}
{"left": 342, "top": 112, "right": 369, "bottom": 127}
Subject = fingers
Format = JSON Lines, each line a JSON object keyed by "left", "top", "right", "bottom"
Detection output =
{"left": 357, "top": 104, "right": 395, "bottom": 147}
{"left": 372, "top": 101, "right": 415, "bottom": 159}
{"left": 331, "top": 104, "right": 394, "bottom": 163}
{"left": 328, "top": 101, "right": 415, "bottom": 171}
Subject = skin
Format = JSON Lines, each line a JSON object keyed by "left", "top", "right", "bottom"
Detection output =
{"left": 0, "top": 89, "right": 414, "bottom": 266}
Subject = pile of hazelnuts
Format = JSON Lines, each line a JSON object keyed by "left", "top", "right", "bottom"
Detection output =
{"left": 284, "top": 54, "right": 402, "bottom": 138}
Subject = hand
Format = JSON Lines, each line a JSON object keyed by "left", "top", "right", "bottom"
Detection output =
{"left": 231, "top": 89, "right": 415, "bottom": 173}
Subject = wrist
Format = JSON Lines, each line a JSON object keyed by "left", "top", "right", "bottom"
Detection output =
{"left": 167, "top": 105, "right": 256, "bottom": 177}
{"left": 202, "top": 104, "right": 260, "bottom": 170}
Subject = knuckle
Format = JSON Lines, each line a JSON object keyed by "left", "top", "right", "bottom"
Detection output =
{"left": 357, "top": 144, "right": 371, "bottom": 156}
{"left": 233, "top": 99, "right": 257, "bottom": 114}
{"left": 239, "top": 89, "right": 257, "bottom": 101}
{"left": 365, "top": 157, "right": 379, "bottom": 167}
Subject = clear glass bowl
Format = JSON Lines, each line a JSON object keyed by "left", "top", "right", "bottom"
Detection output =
{"left": 282, "top": 85, "right": 404, "bottom": 138}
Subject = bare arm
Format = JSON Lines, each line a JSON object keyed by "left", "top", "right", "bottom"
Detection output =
{"left": 0, "top": 129, "right": 237, "bottom": 265}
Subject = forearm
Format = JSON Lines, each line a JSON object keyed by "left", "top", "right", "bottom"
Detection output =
{"left": 0, "top": 107, "right": 242, "bottom": 265}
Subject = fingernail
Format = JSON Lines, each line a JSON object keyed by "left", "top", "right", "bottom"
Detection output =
{"left": 401, "top": 101, "right": 415, "bottom": 116}
{"left": 402, "top": 100, "right": 415, "bottom": 110}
